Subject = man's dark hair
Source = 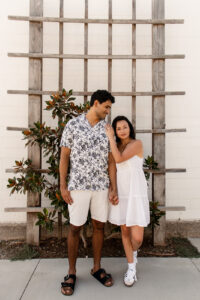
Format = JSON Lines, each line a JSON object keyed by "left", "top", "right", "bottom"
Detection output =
{"left": 90, "top": 90, "right": 115, "bottom": 106}
{"left": 112, "top": 115, "right": 135, "bottom": 144}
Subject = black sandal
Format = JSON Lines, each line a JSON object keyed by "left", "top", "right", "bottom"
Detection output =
{"left": 61, "top": 274, "right": 76, "bottom": 296}
{"left": 91, "top": 268, "right": 113, "bottom": 287}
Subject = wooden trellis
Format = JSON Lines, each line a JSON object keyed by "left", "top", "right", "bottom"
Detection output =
{"left": 6, "top": 0, "right": 186, "bottom": 246}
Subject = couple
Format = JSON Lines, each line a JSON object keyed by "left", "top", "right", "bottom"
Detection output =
{"left": 59, "top": 90, "right": 150, "bottom": 296}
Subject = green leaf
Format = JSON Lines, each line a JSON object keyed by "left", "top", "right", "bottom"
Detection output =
{"left": 43, "top": 208, "right": 48, "bottom": 216}
{"left": 37, "top": 212, "right": 44, "bottom": 219}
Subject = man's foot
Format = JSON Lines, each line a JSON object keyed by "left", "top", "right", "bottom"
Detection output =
{"left": 91, "top": 268, "right": 113, "bottom": 287}
{"left": 124, "top": 265, "right": 137, "bottom": 287}
{"left": 61, "top": 274, "right": 76, "bottom": 296}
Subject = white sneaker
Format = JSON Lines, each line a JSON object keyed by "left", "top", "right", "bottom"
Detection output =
{"left": 124, "top": 265, "right": 137, "bottom": 287}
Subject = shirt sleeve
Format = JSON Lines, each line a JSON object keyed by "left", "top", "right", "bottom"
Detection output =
{"left": 60, "top": 120, "right": 74, "bottom": 149}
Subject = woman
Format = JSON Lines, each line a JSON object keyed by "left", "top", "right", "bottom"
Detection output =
{"left": 105, "top": 116, "right": 150, "bottom": 287}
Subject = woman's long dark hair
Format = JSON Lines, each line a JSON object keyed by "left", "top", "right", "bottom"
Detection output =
{"left": 112, "top": 116, "right": 135, "bottom": 144}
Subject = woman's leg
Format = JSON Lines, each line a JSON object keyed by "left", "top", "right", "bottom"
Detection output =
{"left": 121, "top": 225, "right": 138, "bottom": 286}
{"left": 121, "top": 225, "right": 133, "bottom": 263}
{"left": 130, "top": 225, "right": 144, "bottom": 251}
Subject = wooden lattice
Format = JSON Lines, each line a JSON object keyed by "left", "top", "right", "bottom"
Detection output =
{"left": 6, "top": 0, "right": 186, "bottom": 245}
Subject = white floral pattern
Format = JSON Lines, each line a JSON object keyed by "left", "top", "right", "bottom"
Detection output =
{"left": 60, "top": 113, "right": 110, "bottom": 191}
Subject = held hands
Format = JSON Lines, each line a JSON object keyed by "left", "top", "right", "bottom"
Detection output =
{"left": 105, "top": 124, "right": 115, "bottom": 140}
{"left": 109, "top": 189, "right": 119, "bottom": 206}
{"left": 60, "top": 187, "right": 73, "bottom": 205}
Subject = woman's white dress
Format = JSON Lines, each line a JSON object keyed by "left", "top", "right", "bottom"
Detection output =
{"left": 109, "top": 155, "right": 150, "bottom": 227}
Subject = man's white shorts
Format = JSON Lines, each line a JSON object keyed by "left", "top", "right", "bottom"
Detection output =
{"left": 68, "top": 189, "right": 109, "bottom": 226}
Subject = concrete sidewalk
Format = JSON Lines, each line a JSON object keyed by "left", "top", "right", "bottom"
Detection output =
{"left": 0, "top": 257, "right": 200, "bottom": 300}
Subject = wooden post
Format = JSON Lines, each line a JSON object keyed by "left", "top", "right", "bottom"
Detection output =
{"left": 108, "top": 0, "right": 112, "bottom": 123}
{"left": 132, "top": 0, "right": 136, "bottom": 127}
{"left": 27, "top": 0, "right": 43, "bottom": 245}
{"left": 57, "top": 0, "right": 64, "bottom": 240}
{"left": 84, "top": 0, "right": 88, "bottom": 104}
{"left": 59, "top": 0, "right": 64, "bottom": 92}
{"left": 152, "top": 0, "right": 166, "bottom": 245}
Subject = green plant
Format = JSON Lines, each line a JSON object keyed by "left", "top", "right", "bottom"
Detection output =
{"left": 143, "top": 155, "right": 165, "bottom": 230}
{"left": 36, "top": 208, "right": 56, "bottom": 232}
{"left": 143, "top": 155, "right": 159, "bottom": 181}
{"left": 7, "top": 89, "right": 90, "bottom": 234}
{"left": 149, "top": 201, "right": 165, "bottom": 228}
{"left": 7, "top": 159, "right": 46, "bottom": 194}
{"left": 143, "top": 156, "right": 165, "bottom": 244}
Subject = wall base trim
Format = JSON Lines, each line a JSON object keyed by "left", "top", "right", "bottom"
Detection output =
{"left": 0, "top": 220, "right": 200, "bottom": 241}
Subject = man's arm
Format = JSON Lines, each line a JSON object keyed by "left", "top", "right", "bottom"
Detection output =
{"left": 59, "top": 146, "right": 73, "bottom": 205}
{"left": 108, "top": 152, "right": 119, "bottom": 205}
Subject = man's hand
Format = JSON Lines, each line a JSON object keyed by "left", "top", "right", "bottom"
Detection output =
{"left": 61, "top": 187, "right": 73, "bottom": 205}
{"left": 109, "top": 189, "right": 119, "bottom": 205}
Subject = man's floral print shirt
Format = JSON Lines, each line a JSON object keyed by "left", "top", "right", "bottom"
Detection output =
{"left": 60, "top": 113, "right": 110, "bottom": 191}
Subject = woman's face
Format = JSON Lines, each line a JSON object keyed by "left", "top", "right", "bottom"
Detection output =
{"left": 116, "top": 120, "right": 130, "bottom": 140}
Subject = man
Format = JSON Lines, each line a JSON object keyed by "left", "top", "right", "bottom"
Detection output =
{"left": 59, "top": 90, "right": 118, "bottom": 296}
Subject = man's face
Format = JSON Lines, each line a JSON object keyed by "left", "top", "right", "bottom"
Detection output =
{"left": 95, "top": 100, "right": 112, "bottom": 120}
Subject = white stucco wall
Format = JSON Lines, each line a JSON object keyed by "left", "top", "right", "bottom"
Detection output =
{"left": 0, "top": 0, "right": 200, "bottom": 223}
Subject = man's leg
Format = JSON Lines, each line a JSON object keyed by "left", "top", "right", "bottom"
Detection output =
{"left": 92, "top": 219, "right": 104, "bottom": 272}
{"left": 61, "top": 224, "right": 82, "bottom": 296}
{"left": 90, "top": 190, "right": 109, "bottom": 271}
{"left": 90, "top": 190, "right": 112, "bottom": 286}
{"left": 67, "top": 190, "right": 91, "bottom": 273}
{"left": 68, "top": 224, "right": 82, "bottom": 274}
{"left": 61, "top": 190, "right": 91, "bottom": 295}
{"left": 91, "top": 219, "right": 112, "bottom": 286}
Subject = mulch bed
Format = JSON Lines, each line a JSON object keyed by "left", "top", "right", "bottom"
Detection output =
{"left": 0, "top": 236, "right": 199, "bottom": 260}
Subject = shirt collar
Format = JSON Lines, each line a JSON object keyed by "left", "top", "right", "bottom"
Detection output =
{"left": 81, "top": 113, "right": 106, "bottom": 128}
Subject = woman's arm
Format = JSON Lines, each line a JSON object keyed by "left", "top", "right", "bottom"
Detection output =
{"left": 105, "top": 124, "right": 143, "bottom": 163}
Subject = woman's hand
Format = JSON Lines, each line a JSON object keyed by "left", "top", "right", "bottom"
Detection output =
{"left": 109, "top": 189, "right": 119, "bottom": 205}
{"left": 105, "top": 124, "right": 115, "bottom": 140}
